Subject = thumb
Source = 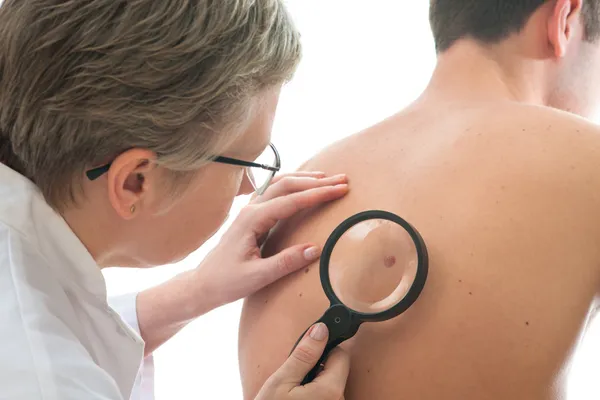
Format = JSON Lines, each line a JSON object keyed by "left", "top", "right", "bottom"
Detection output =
{"left": 274, "top": 323, "right": 329, "bottom": 385}
{"left": 261, "top": 244, "right": 321, "bottom": 284}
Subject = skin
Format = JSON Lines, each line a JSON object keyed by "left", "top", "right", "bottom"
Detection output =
{"left": 239, "top": 1, "right": 600, "bottom": 399}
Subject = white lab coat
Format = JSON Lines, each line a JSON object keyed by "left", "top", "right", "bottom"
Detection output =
{"left": 0, "top": 163, "right": 155, "bottom": 399}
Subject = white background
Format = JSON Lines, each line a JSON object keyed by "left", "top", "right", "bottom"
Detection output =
{"left": 104, "top": 1, "right": 600, "bottom": 399}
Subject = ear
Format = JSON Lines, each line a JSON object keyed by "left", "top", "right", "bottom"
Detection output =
{"left": 106, "top": 148, "right": 157, "bottom": 220}
{"left": 548, "top": 0, "right": 584, "bottom": 58}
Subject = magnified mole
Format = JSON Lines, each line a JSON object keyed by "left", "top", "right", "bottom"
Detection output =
{"left": 384, "top": 255, "right": 397, "bottom": 268}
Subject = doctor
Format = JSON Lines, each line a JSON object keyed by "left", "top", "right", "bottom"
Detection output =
{"left": 0, "top": 0, "right": 350, "bottom": 399}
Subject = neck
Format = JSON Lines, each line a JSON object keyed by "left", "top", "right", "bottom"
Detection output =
{"left": 420, "top": 39, "right": 552, "bottom": 107}
{"left": 61, "top": 201, "right": 124, "bottom": 269}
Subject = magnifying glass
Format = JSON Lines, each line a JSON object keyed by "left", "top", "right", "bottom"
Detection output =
{"left": 290, "top": 210, "right": 429, "bottom": 385}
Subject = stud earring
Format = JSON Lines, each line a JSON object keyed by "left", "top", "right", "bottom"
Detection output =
{"left": 130, "top": 205, "right": 136, "bottom": 214}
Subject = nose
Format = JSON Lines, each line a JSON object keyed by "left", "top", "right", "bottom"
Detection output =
{"left": 237, "top": 169, "right": 255, "bottom": 196}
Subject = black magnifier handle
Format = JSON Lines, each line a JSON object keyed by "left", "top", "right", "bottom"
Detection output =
{"left": 291, "top": 304, "right": 361, "bottom": 385}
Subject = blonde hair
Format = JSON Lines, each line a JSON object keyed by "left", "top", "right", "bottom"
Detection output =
{"left": 0, "top": 0, "right": 301, "bottom": 210}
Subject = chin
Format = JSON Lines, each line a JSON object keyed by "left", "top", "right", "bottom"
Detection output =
{"left": 168, "top": 252, "right": 191, "bottom": 265}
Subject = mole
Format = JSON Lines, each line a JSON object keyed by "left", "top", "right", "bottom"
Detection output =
{"left": 384, "top": 255, "right": 396, "bottom": 268}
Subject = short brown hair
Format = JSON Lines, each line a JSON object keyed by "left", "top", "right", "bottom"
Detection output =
{"left": 0, "top": 0, "right": 301, "bottom": 210}
{"left": 430, "top": 0, "right": 600, "bottom": 53}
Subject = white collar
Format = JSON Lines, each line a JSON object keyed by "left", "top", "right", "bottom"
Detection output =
{"left": 0, "top": 163, "right": 107, "bottom": 299}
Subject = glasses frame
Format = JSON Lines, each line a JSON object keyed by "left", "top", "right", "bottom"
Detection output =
{"left": 214, "top": 143, "right": 281, "bottom": 195}
{"left": 85, "top": 143, "right": 281, "bottom": 195}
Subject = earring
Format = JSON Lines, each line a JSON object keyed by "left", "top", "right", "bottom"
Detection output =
{"left": 130, "top": 205, "right": 136, "bottom": 214}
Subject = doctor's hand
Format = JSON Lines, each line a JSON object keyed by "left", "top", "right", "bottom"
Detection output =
{"left": 136, "top": 172, "right": 348, "bottom": 357}
{"left": 196, "top": 171, "right": 349, "bottom": 308}
{"left": 255, "top": 323, "right": 349, "bottom": 400}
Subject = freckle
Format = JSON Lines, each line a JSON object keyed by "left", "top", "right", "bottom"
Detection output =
{"left": 299, "top": 293, "right": 303, "bottom": 297}
{"left": 264, "top": 299, "right": 269, "bottom": 304}
{"left": 384, "top": 255, "right": 396, "bottom": 268}
{"left": 305, "top": 268, "right": 310, "bottom": 274}
{"left": 458, "top": 279, "right": 462, "bottom": 283}
{"left": 525, "top": 321, "right": 529, "bottom": 326}
{"left": 469, "top": 292, "right": 473, "bottom": 295}
{"left": 257, "top": 364, "right": 261, "bottom": 369}
{"left": 367, "top": 369, "right": 371, "bottom": 373}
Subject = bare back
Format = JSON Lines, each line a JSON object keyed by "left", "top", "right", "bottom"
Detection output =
{"left": 239, "top": 101, "right": 600, "bottom": 400}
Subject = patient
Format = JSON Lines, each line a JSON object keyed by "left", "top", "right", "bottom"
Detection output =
{"left": 239, "top": 1, "right": 600, "bottom": 399}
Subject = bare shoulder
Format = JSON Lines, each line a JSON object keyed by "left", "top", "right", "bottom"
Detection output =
{"left": 238, "top": 135, "right": 374, "bottom": 400}
{"left": 482, "top": 103, "right": 600, "bottom": 154}
{"left": 494, "top": 105, "right": 600, "bottom": 196}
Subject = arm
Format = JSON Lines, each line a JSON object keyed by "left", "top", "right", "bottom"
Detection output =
{"left": 122, "top": 269, "right": 215, "bottom": 358}
{"left": 132, "top": 265, "right": 351, "bottom": 400}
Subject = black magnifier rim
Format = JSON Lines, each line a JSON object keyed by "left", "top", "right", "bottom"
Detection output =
{"left": 320, "top": 210, "right": 429, "bottom": 323}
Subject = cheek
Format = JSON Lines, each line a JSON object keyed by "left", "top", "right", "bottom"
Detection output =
{"left": 191, "top": 167, "right": 243, "bottom": 237}
{"left": 137, "top": 168, "right": 245, "bottom": 265}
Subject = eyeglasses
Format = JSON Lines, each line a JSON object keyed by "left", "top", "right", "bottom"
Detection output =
{"left": 214, "top": 143, "right": 281, "bottom": 195}
{"left": 85, "top": 143, "right": 281, "bottom": 195}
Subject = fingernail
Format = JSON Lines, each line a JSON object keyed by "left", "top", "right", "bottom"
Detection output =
{"left": 310, "top": 323, "right": 328, "bottom": 341}
{"left": 303, "top": 246, "right": 321, "bottom": 260}
{"left": 332, "top": 174, "right": 347, "bottom": 181}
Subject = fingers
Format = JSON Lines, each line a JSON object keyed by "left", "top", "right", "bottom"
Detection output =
{"left": 274, "top": 323, "right": 330, "bottom": 386}
{"left": 269, "top": 171, "right": 327, "bottom": 185}
{"left": 254, "top": 174, "right": 348, "bottom": 204}
{"left": 250, "top": 171, "right": 327, "bottom": 202}
{"left": 311, "top": 347, "right": 350, "bottom": 393}
{"left": 259, "top": 324, "right": 349, "bottom": 400}
{"left": 252, "top": 184, "right": 349, "bottom": 233}
{"left": 259, "top": 243, "right": 322, "bottom": 284}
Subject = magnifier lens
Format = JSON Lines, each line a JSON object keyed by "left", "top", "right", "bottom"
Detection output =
{"left": 328, "top": 218, "right": 418, "bottom": 314}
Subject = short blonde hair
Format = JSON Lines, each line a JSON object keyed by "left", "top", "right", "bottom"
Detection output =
{"left": 0, "top": 0, "right": 301, "bottom": 210}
